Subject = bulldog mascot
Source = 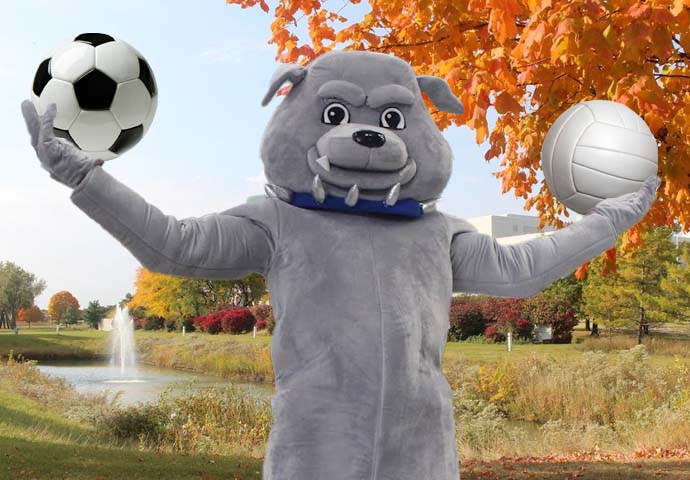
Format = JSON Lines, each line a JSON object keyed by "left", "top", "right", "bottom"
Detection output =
{"left": 22, "top": 51, "right": 658, "bottom": 480}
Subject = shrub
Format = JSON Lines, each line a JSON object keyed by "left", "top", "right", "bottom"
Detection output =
{"left": 515, "top": 318, "right": 534, "bottom": 340}
{"left": 100, "top": 403, "right": 168, "bottom": 441}
{"left": 523, "top": 290, "right": 579, "bottom": 344}
{"left": 193, "top": 312, "right": 223, "bottom": 334}
{"left": 221, "top": 308, "right": 256, "bottom": 334}
{"left": 206, "top": 313, "right": 224, "bottom": 335}
{"left": 484, "top": 325, "right": 506, "bottom": 343}
{"left": 267, "top": 313, "right": 276, "bottom": 334}
{"left": 133, "top": 318, "right": 144, "bottom": 330}
{"left": 448, "top": 298, "right": 486, "bottom": 341}
{"left": 97, "top": 384, "right": 272, "bottom": 454}
{"left": 251, "top": 304, "right": 275, "bottom": 334}
{"left": 165, "top": 318, "right": 177, "bottom": 332}
{"left": 143, "top": 316, "right": 165, "bottom": 331}
{"left": 178, "top": 317, "right": 195, "bottom": 333}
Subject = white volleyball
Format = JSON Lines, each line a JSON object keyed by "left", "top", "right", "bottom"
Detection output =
{"left": 541, "top": 100, "right": 658, "bottom": 214}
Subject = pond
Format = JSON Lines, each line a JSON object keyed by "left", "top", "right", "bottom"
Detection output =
{"left": 36, "top": 360, "right": 275, "bottom": 406}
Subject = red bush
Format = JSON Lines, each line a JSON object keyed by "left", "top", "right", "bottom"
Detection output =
{"left": 515, "top": 318, "right": 534, "bottom": 340}
{"left": 478, "top": 297, "right": 526, "bottom": 330}
{"left": 220, "top": 308, "right": 256, "bottom": 334}
{"left": 255, "top": 320, "right": 268, "bottom": 330}
{"left": 193, "top": 312, "right": 223, "bottom": 334}
{"left": 484, "top": 325, "right": 506, "bottom": 343}
{"left": 448, "top": 297, "right": 486, "bottom": 341}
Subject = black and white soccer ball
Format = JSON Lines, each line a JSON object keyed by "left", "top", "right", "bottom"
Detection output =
{"left": 31, "top": 33, "right": 157, "bottom": 160}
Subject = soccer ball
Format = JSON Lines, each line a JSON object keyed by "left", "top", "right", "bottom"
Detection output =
{"left": 31, "top": 33, "right": 157, "bottom": 160}
{"left": 541, "top": 100, "right": 658, "bottom": 214}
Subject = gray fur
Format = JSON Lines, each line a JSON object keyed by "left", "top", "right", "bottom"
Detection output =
{"left": 21, "top": 49, "right": 659, "bottom": 480}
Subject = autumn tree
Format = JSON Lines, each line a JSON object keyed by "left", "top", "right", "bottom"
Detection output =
{"left": 17, "top": 305, "right": 43, "bottom": 328}
{"left": 0, "top": 261, "right": 46, "bottom": 330}
{"left": 228, "top": 0, "right": 690, "bottom": 263}
{"left": 48, "top": 291, "right": 80, "bottom": 325}
{"left": 129, "top": 268, "right": 267, "bottom": 320}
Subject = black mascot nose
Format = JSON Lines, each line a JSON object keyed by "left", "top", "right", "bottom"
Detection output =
{"left": 353, "top": 130, "right": 386, "bottom": 148}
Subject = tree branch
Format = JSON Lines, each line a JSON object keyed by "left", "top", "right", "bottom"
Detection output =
{"left": 654, "top": 73, "right": 690, "bottom": 80}
{"left": 372, "top": 22, "right": 489, "bottom": 50}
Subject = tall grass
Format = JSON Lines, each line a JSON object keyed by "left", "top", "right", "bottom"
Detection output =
{"left": 579, "top": 334, "right": 690, "bottom": 357}
{"left": 136, "top": 334, "right": 274, "bottom": 383}
{"left": 445, "top": 346, "right": 690, "bottom": 459}
{"left": 6, "top": 343, "right": 690, "bottom": 462}
{"left": 98, "top": 384, "right": 272, "bottom": 457}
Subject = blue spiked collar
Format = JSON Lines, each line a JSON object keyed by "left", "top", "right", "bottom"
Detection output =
{"left": 264, "top": 185, "right": 436, "bottom": 218}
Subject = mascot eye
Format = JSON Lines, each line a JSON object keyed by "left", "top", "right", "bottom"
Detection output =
{"left": 322, "top": 103, "right": 350, "bottom": 125}
{"left": 380, "top": 107, "right": 405, "bottom": 130}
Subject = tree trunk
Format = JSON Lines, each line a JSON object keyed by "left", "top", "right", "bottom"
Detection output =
{"left": 637, "top": 305, "right": 645, "bottom": 345}
{"left": 585, "top": 318, "right": 591, "bottom": 331}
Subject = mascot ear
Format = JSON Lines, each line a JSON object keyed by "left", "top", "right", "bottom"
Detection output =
{"left": 261, "top": 63, "right": 307, "bottom": 106}
{"left": 417, "top": 75, "right": 464, "bottom": 114}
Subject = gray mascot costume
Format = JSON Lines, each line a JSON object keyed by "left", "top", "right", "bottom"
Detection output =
{"left": 22, "top": 51, "right": 658, "bottom": 480}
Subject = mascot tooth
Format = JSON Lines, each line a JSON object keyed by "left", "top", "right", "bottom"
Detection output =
{"left": 22, "top": 50, "right": 659, "bottom": 480}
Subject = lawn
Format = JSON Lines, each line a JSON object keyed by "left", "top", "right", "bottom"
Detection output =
{"left": 2, "top": 326, "right": 690, "bottom": 479}
{"left": 0, "top": 326, "right": 108, "bottom": 360}
{"left": 1, "top": 380, "right": 687, "bottom": 480}
{"left": 0, "top": 366, "right": 263, "bottom": 480}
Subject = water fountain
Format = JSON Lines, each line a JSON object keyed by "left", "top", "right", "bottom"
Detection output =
{"left": 108, "top": 306, "right": 139, "bottom": 381}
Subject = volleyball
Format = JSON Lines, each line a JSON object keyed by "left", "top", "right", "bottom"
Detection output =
{"left": 541, "top": 100, "right": 658, "bottom": 214}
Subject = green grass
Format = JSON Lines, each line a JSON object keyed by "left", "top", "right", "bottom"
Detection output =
{"left": 0, "top": 363, "right": 262, "bottom": 480}
{"left": 1, "top": 381, "right": 687, "bottom": 480}
{"left": 0, "top": 325, "right": 108, "bottom": 360}
{"left": 3, "top": 339, "right": 690, "bottom": 479}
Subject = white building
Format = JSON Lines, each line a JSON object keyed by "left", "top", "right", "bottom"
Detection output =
{"left": 98, "top": 317, "right": 113, "bottom": 331}
{"left": 466, "top": 213, "right": 557, "bottom": 245}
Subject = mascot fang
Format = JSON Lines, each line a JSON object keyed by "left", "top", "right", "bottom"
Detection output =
{"left": 22, "top": 50, "right": 658, "bottom": 480}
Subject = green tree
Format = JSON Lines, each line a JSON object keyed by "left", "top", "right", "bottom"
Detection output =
{"left": 582, "top": 255, "right": 622, "bottom": 333}
{"left": 0, "top": 261, "right": 46, "bottom": 330}
{"left": 83, "top": 300, "right": 108, "bottom": 329}
{"left": 61, "top": 304, "right": 80, "bottom": 326}
{"left": 656, "top": 241, "right": 690, "bottom": 323}
{"left": 583, "top": 227, "right": 676, "bottom": 343}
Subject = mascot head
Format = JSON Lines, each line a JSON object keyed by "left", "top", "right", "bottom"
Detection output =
{"left": 260, "top": 50, "right": 463, "bottom": 214}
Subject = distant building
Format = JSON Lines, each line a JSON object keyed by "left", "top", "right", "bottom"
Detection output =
{"left": 99, "top": 317, "right": 113, "bottom": 331}
{"left": 466, "top": 213, "right": 557, "bottom": 245}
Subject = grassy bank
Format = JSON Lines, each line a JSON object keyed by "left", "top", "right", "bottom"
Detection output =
{"left": 2, "top": 357, "right": 689, "bottom": 480}
{"left": 2, "top": 324, "right": 690, "bottom": 380}
{"left": 0, "top": 357, "right": 262, "bottom": 480}
{"left": 136, "top": 330, "right": 273, "bottom": 383}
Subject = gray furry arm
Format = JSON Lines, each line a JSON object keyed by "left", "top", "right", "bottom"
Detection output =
{"left": 450, "top": 213, "right": 617, "bottom": 298}
{"left": 70, "top": 167, "right": 274, "bottom": 279}
{"left": 451, "top": 175, "right": 659, "bottom": 298}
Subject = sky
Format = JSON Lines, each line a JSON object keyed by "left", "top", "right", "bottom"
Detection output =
{"left": 1, "top": 0, "right": 533, "bottom": 309}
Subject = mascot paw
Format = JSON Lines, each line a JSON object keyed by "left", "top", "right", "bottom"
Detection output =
{"left": 588, "top": 175, "right": 660, "bottom": 235}
{"left": 21, "top": 100, "right": 102, "bottom": 188}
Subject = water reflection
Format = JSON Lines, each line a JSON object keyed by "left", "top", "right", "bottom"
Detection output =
{"left": 37, "top": 359, "right": 274, "bottom": 406}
